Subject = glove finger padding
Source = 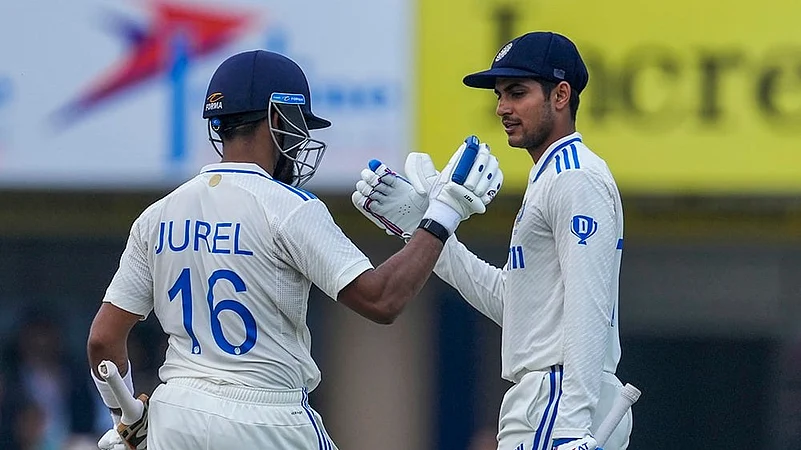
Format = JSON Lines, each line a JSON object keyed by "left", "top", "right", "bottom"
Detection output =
{"left": 98, "top": 428, "right": 127, "bottom": 450}
{"left": 356, "top": 179, "right": 374, "bottom": 197}
{"left": 442, "top": 182, "right": 487, "bottom": 216}
{"left": 360, "top": 168, "right": 380, "bottom": 186}
{"left": 351, "top": 190, "right": 395, "bottom": 236}
{"left": 462, "top": 144, "right": 491, "bottom": 191}
{"left": 404, "top": 152, "right": 439, "bottom": 195}
{"left": 360, "top": 188, "right": 394, "bottom": 216}
{"left": 472, "top": 152, "right": 500, "bottom": 197}
{"left": 352, "top": 158, "right": 429, "bottom": 239}
{"left": 481, "top": 167, "right": 504, "bottom": 205}
{"left": 357, "top": 178, "right": 392, "bottom": 198}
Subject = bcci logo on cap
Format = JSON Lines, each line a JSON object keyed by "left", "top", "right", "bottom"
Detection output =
{"left": 495, "top": 42, "right": 513, "bottom": 62}
{"left": 571, "top": 215, "right": 598, "bottom": 245}
{"left": 205, "top": 92, "right": 224, "bottom": 111}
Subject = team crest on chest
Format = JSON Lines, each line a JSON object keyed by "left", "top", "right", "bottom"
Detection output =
{"left": 512, "top": 200, "right": 527, "bottom": 235}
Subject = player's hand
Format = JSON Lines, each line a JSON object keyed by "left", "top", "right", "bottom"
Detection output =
{"left": 351, "top": 160, "right": 427, "bottom": 239}
{"left": 115, "top": 394, "right": 149, "bottom": 449}
{"left": 98, "top": 427, "right": 127, "bottom": 450}
{"left": 423, "top": 135, "right": 504, "bottom": 234}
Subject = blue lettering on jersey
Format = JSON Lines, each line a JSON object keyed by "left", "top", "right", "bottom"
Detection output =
{"left": 155, "top": 220, "right": 253, "bottom": 256}
{"left": 570, "top": 215, "right": 598, "bottom": 245}
{"left": 212, "top": 222, "right": 232, "bottom": 254}
{"left": 506, "top": 245, "right": 525, "bottom": 270}
{"left": 168, "top": 219, "right": 190, "bottom": 252}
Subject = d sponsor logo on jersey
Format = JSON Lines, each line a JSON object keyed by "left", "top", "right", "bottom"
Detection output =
{"left": 571, "top": 215, "right": 598, "bottom": 245}
{"left": 205, "top": 92, "right": 224, "bottom": 111}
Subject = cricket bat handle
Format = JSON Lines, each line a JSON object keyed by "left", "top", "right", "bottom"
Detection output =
{"left": 594, "top": 383, "right": 641, "bottom": 447}
{"left": 98, "top": 360, "right": 144, "bottom": 426}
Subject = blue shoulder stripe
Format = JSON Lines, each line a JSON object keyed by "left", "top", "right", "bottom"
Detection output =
{"left": 533, "top": 137, "right": 582, "bottom": 183}
{"left": 201, "top": 168, "right": 314, "bottom": 201}
{"left": 554, "top": 144, "right": 581, "bottom": 175}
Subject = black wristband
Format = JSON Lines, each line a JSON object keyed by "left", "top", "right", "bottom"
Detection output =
{"left": 417, "top": 218, "right": 450, "bottom": 244}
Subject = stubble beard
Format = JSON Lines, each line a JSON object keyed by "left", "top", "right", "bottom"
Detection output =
{"left": 273, "top": 154, "right": 296, "bottom": 185}
{"left": 272, "top": 131, "right": 298, "bottom": 185}
{"left": 513, "top": 102, "right": 555, "bottom": 151}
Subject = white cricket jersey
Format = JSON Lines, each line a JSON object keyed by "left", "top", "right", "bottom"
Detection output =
{"left": 103, "top": 162, "right": 373, "bottom": 391}
{"left": 434, "top": 132, "right": 624, "bottom": 438}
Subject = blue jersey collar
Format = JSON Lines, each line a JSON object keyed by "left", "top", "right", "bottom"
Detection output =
{"left": 530, "top": 132, "right": 583, "bottom": 184}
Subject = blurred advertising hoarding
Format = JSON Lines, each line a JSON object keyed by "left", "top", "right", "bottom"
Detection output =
{"left": 0, "top": 0, "right": 410, "bottom": 190}
{"left": 419, "top": 0, "right": 801, "bottom": 194}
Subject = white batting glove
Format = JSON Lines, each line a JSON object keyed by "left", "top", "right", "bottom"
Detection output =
{"left": 98, "top": 414, "right": 127, "bottom": 450}
{"left": 404, "top": 152, "right": 439, "bottom": 195}
{"left": 423, "top": 136, "right": 504, "bottom": 234}
{"left": 351, "top": 160, "right": 427, "bottom": 239}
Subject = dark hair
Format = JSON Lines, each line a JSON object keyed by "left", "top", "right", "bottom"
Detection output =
{"left": 216, "top": 109, "right": 274, "bottom": 143}
{"left": 219, "top": 120, "right": 261, "bottom": 143}
{"left": 537, "top": 79, "right": 580, "bottom": 121}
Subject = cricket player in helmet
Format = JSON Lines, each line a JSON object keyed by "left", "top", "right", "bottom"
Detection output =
{"left": 87, "top": 49, "right": 505, "bottom": 450}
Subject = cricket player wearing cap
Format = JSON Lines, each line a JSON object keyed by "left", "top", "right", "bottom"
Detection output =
{"left": 86, "top": 49, "right": 504, "bottom": 449}
{"left": 352, "top": 32, "right": 631, "bottom": 450}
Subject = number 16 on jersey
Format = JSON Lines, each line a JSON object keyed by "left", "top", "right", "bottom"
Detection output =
{"left": 168, "top": 268, "right": 257, "bottom": 356}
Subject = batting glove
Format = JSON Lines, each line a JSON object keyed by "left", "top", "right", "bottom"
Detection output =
{"left": 423, "top": 136, "right": 504, "bottom": 234}
{"left": 351, "top": 160, "right": 428, "bottom": 239}
{"left": 97, "top": 397, "right": 149, "bottom": 450}
{"left": 116, "top": 393, "right": 149, "bottom": 449}
{"left": 98, "top": 418, "right": 127, "bottom": 450}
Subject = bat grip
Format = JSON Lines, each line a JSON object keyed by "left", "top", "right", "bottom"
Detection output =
{"left": 594, "top": 383, "right": 640, "bottom": 446}
{"left": 451, "top": 135, "right": 480, "bottom": 184}
{"left": 98, "top": 360, "right": 143, "bottom": 426}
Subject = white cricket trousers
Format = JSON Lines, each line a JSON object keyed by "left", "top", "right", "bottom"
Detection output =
{"left": 497, "top": 366, "right": 632, "bottom": 450}
{"left": 147, "top": 377, "right": 338, "bottom": 450}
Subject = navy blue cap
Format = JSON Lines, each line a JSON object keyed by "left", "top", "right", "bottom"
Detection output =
{"left": 203, "top": 50, "right": 331, "bottom": 130}
{"left": 463, "top": 32, "right": 589, "bottom": 94}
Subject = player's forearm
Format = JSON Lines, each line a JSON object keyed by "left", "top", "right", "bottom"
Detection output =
{"left": 555, "top": 262, "right": 615, "bottom": 436}
{"left": 88, "top": 330, "right": 130, "bottom": 380}
{"left": 340, "top": 228, "right": 442, "bottom": 324}
{"left": 554, "top": 355, "right": 605, "bottom": 438}
{"left": 87, "top": 303, "right": 139, "bottom": 379}
{"left": 434, "top": 235, "right": 504, "bottom": 325}
{"left": 555, "top": 327, "right": 607, "bottom": 437}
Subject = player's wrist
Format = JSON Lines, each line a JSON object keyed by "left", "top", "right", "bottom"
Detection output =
{"left": 417, "top": 218, "right": 451, "bottom": 244}
{"left": 423, "top": 199, "right": 461, "bottom": 234}
{"left": 92, "top": 360, "right": 135, "bottom": 409}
